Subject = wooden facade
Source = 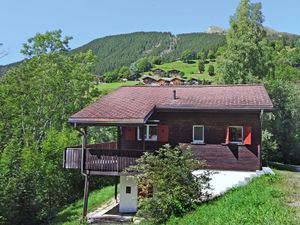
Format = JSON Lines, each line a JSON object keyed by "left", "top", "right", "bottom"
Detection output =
{"left": 119, "top": 111, "right": 261, "bottom": 171}
{"left": 64, "top": 111, "right": 262, "bottom": 174}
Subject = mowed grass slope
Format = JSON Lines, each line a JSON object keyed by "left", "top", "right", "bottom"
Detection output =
{"left": 95, "top": 81, "right": 139, "bottom": 93}
{"left": 50, "top": 186, "right": 115, "bottom": 225}
{"left": 166, "top": 170, "right": 300, "bottom": 225}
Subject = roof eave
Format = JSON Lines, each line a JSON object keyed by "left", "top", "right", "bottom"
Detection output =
{"left": 68, "top": 118, "right": 146, "bottom": 126}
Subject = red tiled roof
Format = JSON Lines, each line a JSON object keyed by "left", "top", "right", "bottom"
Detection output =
{"left": 69, "top": 85, "right": 273, "bottom": 125}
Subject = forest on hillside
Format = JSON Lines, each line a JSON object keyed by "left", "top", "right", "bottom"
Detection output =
{"left": 73, "top": 31, "right": 226, "bottom": 74}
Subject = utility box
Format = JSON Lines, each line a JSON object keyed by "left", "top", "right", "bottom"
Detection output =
{"left": 119, "top": 176, "right": 138, "bottom": 213}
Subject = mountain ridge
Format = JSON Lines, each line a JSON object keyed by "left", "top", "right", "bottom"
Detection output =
{"left": 1, "top": 28, "right": 299, "bottom": 76}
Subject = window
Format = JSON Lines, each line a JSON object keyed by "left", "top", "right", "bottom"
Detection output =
{"left": 193, "top": 125, "right": 204, "bottom": 143}
{"left": 137, "top": 125, "right": 158, "bottom": 141}
{"left": 126, "top": 186, "right": 131, "bottom": 194}
{"left": 229, "top": 126, "right": 243, "bottom": 144}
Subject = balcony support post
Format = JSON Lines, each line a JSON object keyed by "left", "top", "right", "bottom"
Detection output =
{"left": 117, "top": 126, "right": 121, "bottom": 149}
{"left": 115, "top": 176, "right": 118, "bottom": 202}
{"left": 82, "top": 173, "right": 90, "bottom": 218}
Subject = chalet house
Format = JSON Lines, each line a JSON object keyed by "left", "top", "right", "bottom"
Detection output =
{"left": 142, "top": 76, "right": 185, "bottom": 86}
{"left": 141, "top": 75, "right": 158, "bottom": 85}
{"left": 157, "top": 77, "right": 171, "bottom": 86}
{"left": 152, "top": 68, "right": 166, "bottom": 76}
{"left": 170, "top": 77, "right": 185, "bottom": 85}
{"left": 63, "top": 85, "right": 273, "bottom": 217}
{"left": 167, "top": 69, "right": 181, "bottom": 76}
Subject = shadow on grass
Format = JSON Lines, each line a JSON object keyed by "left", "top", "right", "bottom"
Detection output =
{"left": 269, "top": 162, "right": 300, "bottom": 172}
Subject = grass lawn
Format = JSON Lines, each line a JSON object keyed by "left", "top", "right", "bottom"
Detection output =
{"left": 95, "top": 81, "right": 139, "bottom": 93}
{"left": 154, "top": 60, "right": 217, "bottom": 82}
{"left": 165, "top": 170, "right": 300, "bottom": 225}
{"left": 50, "top": 185, "right": 115, "bottom": 225}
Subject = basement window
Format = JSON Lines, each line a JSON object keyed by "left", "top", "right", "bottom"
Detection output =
{"left": 137, "top": 125, "right": 158, "bottom": 141}
{"left": 229, "top": 126, "right": 243, "bottom": 144}
{"left": 193, "top": 125, "right": 204, "bottom": 143}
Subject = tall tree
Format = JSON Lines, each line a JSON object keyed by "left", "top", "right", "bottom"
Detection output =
{"left": 198, "top": 59, "right": 205, "bottom": 73}
{"left": 21, "top": 30, "right": 72, "bottom": 57}
{"left": 0, "top": 31, "right": 96, "bottom": 224}
{"left": 181, "top": 50, "right": 195, "bottom": 63}
{"left": 218, "top": 0, "right": 269, "bottom": 83}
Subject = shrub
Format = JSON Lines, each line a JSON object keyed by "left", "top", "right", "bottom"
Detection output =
{"left": 152, "top": 56, "right": 162, "bottom": 65}
{"left": 198, "top": 60, "right": 205, "bottom": 73}
{"left": 208, "top": 64, "right": 215, "bottom": 76}
{"left": 136, "top": 58, "right": 152, "bottom": 73}
{"left": 181, "top": 50, "right": 195, "bottom": 63}
{"left": 127, "top": 144, "right": 211, "bottom": 224}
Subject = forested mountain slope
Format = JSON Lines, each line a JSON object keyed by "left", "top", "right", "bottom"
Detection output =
{"left": 1, "top": 28, "right": 299, "bottom": 76}
{"left": 73, "top": 31, "right": 226, "bottom": 74}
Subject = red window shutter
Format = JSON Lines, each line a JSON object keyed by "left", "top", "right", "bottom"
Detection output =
{"left": 157, "top": 125, "right": 169, "bottom": 142}
{"left": 225, "top": 127, "right": 230, "bottom": 144}
{"left": 244, "top": 126, "right": 252, "bottom": 145}
{"left": 124, "top": 127, "right": 136, "bottom": 141}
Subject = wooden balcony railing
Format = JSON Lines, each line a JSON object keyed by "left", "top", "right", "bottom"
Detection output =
{"left": 63, "top": 142, "right": 146, "bottom": 173}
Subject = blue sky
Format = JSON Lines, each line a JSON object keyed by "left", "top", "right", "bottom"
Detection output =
{"left": 1, "top": 0, "right": 299, "bottom": 65}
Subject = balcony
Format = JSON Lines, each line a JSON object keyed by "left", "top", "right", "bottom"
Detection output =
{"left": 63, "top": 142, "right": 146, "bottom": 175}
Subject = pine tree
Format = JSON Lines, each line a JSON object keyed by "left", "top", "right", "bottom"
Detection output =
{"left": 198, "top": 60, "right": 205, "bottom": 73}
{"left": 208, "top": 64, "right": 215, "bottom": 76}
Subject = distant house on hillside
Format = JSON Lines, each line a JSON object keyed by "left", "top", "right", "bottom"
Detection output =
{"left": 170, "top": 77, "right": 185, "bottom": 85}
{"left": 152, "top": 68, "right": 166, "bottom": 76}
{"left": 141, "top": 75, "right": 185, "bottom": 86}
{"left": 167, "top": 69, "right": 181, "bottom": 77}
{"left": 157, "top": 78, "right": 171, "bottom": 86}
{"left": 63, "top": 85, "right": 273, "bottom": 217}
{"left": 142, "top": 75, "right": 158, "bottom": 85}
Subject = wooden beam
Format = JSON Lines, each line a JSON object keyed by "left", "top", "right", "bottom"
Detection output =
{"left": 82, "top": 175, "right": 90, "bottom": 218}
{"left": 142, "top": 125, "right": 145, "bottom": 151}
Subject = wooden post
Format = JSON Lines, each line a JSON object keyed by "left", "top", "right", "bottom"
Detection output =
{"left": 142, "top": 125, "right": 146, "bottom": 151}
{"left": 81, "top": 127, "right": 87, "bottom": 174}
{"left": 117, "top": 126, "right": 121, "bottom": 150}
{"left": 83, "top": 174, "right": 90, "bottom": 218}
{"left": 115, "top": 176, "right": 118, "bottom": 202}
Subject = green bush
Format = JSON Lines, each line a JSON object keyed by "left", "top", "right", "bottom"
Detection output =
{"left": 128, "top": 145, "right": 211, "bottom": 224}
{"left": 208, "top": 64, "right": 215, "bottom": 75}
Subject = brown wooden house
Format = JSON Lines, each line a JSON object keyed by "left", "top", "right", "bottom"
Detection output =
{"left": 170, "top": 77, "right": 185, "bottom": 85}
{"left": 157, "top": 78, "right": 171, "bottom": 86}
{"left": 152, "top": 68, "right": 166, "bottom": 76}
{"left": 167, "top": 69, "right": 181, "bottom": 76}
{"left": 63, "top": 85, "right": 273, "bottom": 217}
{"left": 141, "top": 75, "right": 158, "bottom": 85}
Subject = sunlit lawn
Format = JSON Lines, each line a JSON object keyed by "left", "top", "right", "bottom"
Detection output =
{"left": 165, "top": 170, "right": 299, "bottom": 225}
{"left": 50, "top": 185, "right": 115, "bottom": 225}
{"left": 95, "top": 81, "right": 139, "bottom": 92}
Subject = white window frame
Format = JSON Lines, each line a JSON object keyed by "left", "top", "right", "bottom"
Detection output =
{"left": 193, "top": 125, "right": 205, "bottom": 143}
{"left": 137, "top": 124, "right": 158, "bottom": 141}
{"left": 229, "top": 126, "right": 244, "bottom": 144}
